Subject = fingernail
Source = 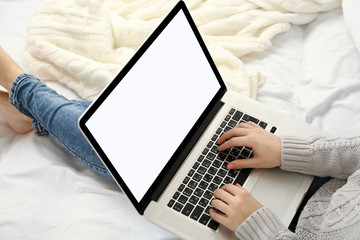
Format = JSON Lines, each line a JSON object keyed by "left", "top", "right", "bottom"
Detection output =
{"left": 227, "top": 163, "right": 234, "bottom": 169}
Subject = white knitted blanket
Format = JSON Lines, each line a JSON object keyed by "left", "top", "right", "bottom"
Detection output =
{"left": 24, "top": 0, "right": 341, "bottom": 100}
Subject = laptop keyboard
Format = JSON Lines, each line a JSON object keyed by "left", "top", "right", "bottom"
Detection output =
{"left": 167, "top": 108, "right": 277, "bottom": 231}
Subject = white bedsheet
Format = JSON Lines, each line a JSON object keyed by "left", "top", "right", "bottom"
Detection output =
{"left": 1, "top": 0, "right": 360, "bottom": 239}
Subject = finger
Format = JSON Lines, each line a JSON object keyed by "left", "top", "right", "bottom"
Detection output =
{"left": 213, "top": 188, "right": 235, "bottom": 203}
{"left": 217, "top": 127, "right": 252, "bottom": 145}
{"left": 211, "top": 199, "right": 230, "bottom": 214}
{"left": 227, "top": 158, "right": 261, "bottom": 169}
{"left": 221, "top": 183, "right": 243, "bottom": 196}
{"left": 217, "top": 136, "right": 249, "bottom": 152}
{"left": 209, "top": 208, "right": 227, "bottom": 225}
{"left": 246, "top": 121, "right": 260, "bottom": 127}
{"left": 235, "top": 122, "right": 254, "bottom": 129}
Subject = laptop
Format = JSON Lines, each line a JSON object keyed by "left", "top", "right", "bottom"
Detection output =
{"left": 78, "top": 1, "right": 328, "bottom": 239}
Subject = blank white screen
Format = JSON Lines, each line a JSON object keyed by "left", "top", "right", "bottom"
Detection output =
{"left": 86, "top": 10, "right": 220, "bottom": 202}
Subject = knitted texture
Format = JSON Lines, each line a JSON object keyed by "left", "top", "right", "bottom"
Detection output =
{"left": 235, "top": 136, "right": 360, "bottom": 239}
{"left": 281, "top": 136, "right": 360, "bottom": 180}
{"left": 24, "top": 0, "right": 341, "bottom": 100}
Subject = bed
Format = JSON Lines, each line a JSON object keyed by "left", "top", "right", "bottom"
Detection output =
{"left": 1, "top": 0, "right": 360, "bottom": 239}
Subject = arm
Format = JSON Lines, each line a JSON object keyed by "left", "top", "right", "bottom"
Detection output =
{"left": 217, "top": 122, "right": 360, "bottom": 179}
{"left": 211, "top": 122, "right": 360, "bottom": 238}
{"left": 209, "top": 184, "right": 298, "bottom": 239}
{"left": 235, "top": 207, "right": 298, "bottom": 240}
{"left": 281, "top": 135, "right": 360, "bottom": 180}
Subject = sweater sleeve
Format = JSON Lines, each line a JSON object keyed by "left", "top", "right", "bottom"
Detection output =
{"left": 280, "top": 136, "right": 360, "bottom": 180}
{"left": 235, "top": 207, "right": 298, "bottom": 240}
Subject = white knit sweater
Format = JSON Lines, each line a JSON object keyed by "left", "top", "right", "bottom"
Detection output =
{"left": 24, "top": 0, "right": 341, "bottom": 100}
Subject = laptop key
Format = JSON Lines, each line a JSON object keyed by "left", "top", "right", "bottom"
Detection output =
{"left": 227, "top": 155, "right": 236, "bottom": 162}
{"left": 213, "top": 176, "right": 222, "bottom": 184}
{"left": 199, "top": 181, "right": 209, "bottom": 190}
{"left": 178, "top": 195, "right": 188, "bottom": 204}
{"left": 192, "top": 162, "right": 200, "bottom": 170}
{"left": 202, "top": 148, "right": 209, "bottom": 155}
{"left": 228, "top": 120, "right": 237, "bottom": 127}
{"left": 199, "top": 214, "right": 211, "bottom": 225}
{"left": 189, "top": 195, "right": 199, "bottom": 205}
{"left": 228, "top": 170, "right": 238, "bottom": 178}
{"left": 205, "top": 206, "right": 212, "bottom": 214}
{"left": 212, "top": 160, "right": 222, "bottom": 168}
{"left": 217, "top": 169, "right": 227, "bottom": 177}
{"left": 208, "top": 220, "right": 219, "bottom": 230}
{"left": 210, "top": 146, "right": 218, "bottom": 153}
{"left": 259, "top": 121, "right": 268, "bottom": 129}
{"left": 270, "top": 126, "right": 277, "bottom": 133}
{"left": 183, "top": 176, "right": 190, "bottom": 184}
{"left": 197, "top": 155, "right": 204, "bottom": 162}
{"left": 188, "top": 180, "right": 198, "bottom": 189}
{"left": 208, "top": 183, "right": 218, "bottom": 191}
{"left": 199, "top": 198, "right": 209, "bottom": 207}
{"left": 197, "top": 166, "right": 207, "bottom": 175}
{"left": 203, "top": 190, "right": 213, "bottom": 200}
{"left": 217, "top": 152, "right": 227, "bottom": 161}
{"left": 224, "top": 126, "right": 232, "bottom": 132}
{"left": 202, "top": 159, "right": 211, "bottom": 167}
{"left": 190, "top": 206, "right": 204, "bottom": 221}
{"left": 224, "top": 176, "right": 234, "bottom": 184}
{"left": 203, "top": 174, "right": 213, "bottom": 182}
{"left": 173, "top": 191, "right": 180, "bottom": 200}
{"left": 230, "top": 148, "right": 241, "bottom": 157}
{"left": 193, "top": 173, "right": 202, "bottom": 182}
{"left": 242, "top": 114, "right": 259, "bottom": 124}
{"left": 167, "top": 199, "right": 175, "bottom": 208}
{"left": 211, "top": 134, "right": 218, "bottom": 141}
{"left": 173, "top": 202, "right": 183, "bottom": 212}
{"left": 194, "top": 188, "right": 204, "bottom": 197}
{"left": 183, "top": 187, "right": 193, "bottom": 196}
{"left": 241, "top": 148, "right": 251, "bottom": 158}
{"left": 232, "top": 110, "right": 243, "bottom": 121}
{"left": 182, "top": 203, "right": 195, "bottom": 216}
{"left": 206, "top": 152, "right": 216, "bottom": 161}
{"left": 208, "top": 166, "right": 217, "bottom": 175}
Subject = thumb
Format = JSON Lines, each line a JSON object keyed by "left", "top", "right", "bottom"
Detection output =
{"left": 227, "top": 158, "right": 260, "bottom": 170}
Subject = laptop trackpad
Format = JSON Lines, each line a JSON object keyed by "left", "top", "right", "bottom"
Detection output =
{"left": 250, "top": 168, "right": 304, "bottom": 219}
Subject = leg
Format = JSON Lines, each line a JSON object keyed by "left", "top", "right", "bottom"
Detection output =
{"left": 0, "top": 47, "right": 112, "bottom": 179}
{"left": 0, "top": 90, "right": 32, "bottom": 134}
{"left": 11, "top": 75, "right": 112, "bottom": 179}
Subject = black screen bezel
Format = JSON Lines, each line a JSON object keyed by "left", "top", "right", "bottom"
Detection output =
{"left": 78, "top": 0, "right": 227, "bottom": 214}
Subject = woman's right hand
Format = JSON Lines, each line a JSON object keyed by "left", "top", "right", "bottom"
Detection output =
{"left": 217, "top": 122, "right": 281, "bottom": 170}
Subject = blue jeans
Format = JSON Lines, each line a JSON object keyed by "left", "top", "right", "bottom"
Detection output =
{"left": 9, "top": 73, "right": 112, "bottom": 179}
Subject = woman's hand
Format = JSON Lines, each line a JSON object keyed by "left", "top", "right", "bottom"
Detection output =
{"left": 217, "top": 122, "right": 281, "bottom": 170}
{"left": 209, "top": 184, "right": 263, "bottom": 231}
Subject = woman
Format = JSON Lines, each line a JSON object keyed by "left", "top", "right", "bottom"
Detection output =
{"left": 1, "top": 47, "right": 360, "bottom": 239}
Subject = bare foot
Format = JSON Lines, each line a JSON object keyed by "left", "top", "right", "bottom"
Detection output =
{"left": 0, "top": 91, "right": 33, "bottom": 134}
{"left": 0, "top": 47, "right": 24, "bottom": 92}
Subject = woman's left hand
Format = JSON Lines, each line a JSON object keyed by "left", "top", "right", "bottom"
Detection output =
{"left": 209, "top": 183, "right": 263, "bottom": 232}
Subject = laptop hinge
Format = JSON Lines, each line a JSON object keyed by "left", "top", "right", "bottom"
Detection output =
{"left": 144, "top": 99, "right": 225, "bottom": 210}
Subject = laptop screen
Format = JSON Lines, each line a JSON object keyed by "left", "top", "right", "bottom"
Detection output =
{"left": 83, "top": 4, "right": 223, "bottom": 206}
